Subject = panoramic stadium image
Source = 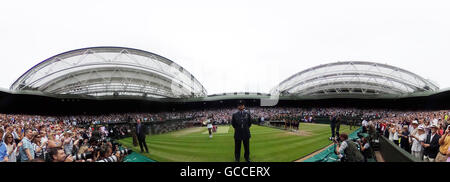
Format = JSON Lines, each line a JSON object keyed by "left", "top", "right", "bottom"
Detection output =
{"left": 1, "top": 46, "right": 449, "bottom": 163}
{"left": 0, "top": 1, "right": 450, "bottom": 179}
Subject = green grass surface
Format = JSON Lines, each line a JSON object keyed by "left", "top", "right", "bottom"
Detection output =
{"left": 118, "top": 123, "right": 357, "bottom": 162}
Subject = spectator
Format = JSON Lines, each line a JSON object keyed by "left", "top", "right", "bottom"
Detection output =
{"left": 410, "top": 126, "right": 427, "bottom": 160}
{"left": 362, "top": 119, "right": 368, "bottom": 133}
{"left": 0, "top": 129, "right": 8, "bottom": 162}
{"left": 447, "top": 145, "right": 450, "bottom": 162}
{"left": 398, "top": 125, "right": 410, "bottom": 153}
{"left": 49, "top": 147, "right": 73, "bottom": 162}
{"left": 63, "top": 131, "right": 74, "bottom": 155}
{"left": 393, "top": 125, "right": 400, "bottom": 146}
{"left": 436, "top": 125, "right": 450, "bottom": 162}
{"left": 409, "top": 120, "right": 419, "bottom": 146}
{"left": 19, "top": 128, "right": 35, "bottom": 162}
{"left": 423, "top": 124, "right": 440, "bottom": 162}
{"left": 47, "top": 132, "right": 62, "bottom": 149}
{"left": 4, "top": 132, "right": 18, "bottom": 162}
{"left": 32, "top": 135, "right": 45, "bottom": 160}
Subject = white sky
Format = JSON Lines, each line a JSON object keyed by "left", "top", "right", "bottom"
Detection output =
{"left": 1, "top": 0, "right": 450, "bottom": 95}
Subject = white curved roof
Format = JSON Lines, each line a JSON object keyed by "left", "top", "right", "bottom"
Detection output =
{"left": 11, "top": 47, "right": 207, "bottom": 98}
{"left": 273, "top": 61, "right": 439, "bottom": 98}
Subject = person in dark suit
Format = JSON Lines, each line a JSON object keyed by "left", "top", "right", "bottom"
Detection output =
{"left": 231, "top": 100, "right": 252, "bottom": 162}
{"left": 335, "top": 115, "right": 341, "bottom": 137}
{"left": 136, "top": 119, "right": 149, "bottom": 153}
{"left": 329, "top": 114, "right": 337, "bottom": 140}
{"left": 423, "top": 124, "right": 441, "bottom": 162}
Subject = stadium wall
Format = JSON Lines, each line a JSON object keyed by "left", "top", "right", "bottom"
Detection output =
{"left": 379, "top": 135, "right": 421, "bottom": 162}
{"left": 1, "top": 90, "right": 450, "bottom": 114}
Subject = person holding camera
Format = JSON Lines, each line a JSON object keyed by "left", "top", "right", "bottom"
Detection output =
{"left": 357, "top": 137, "right": 371, "bottom": 162}
{"left": 49, "top": 147, "right": 73, "bottom": 162}
{"left": 96, "top": 143, "right": 124, "bottom": 162}
{"left": 335, "top": 133, "right": 364, "bottom": 162}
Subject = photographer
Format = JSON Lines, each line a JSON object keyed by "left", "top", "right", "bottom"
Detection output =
{"left": 357, "top": 137, "right": 371, "bottom": 162}
{"left": 335, "top": 133, "right": 364, "bottom": 162}
{"left": 95, "top": 142, "right": 125, "bottom": 162}
{"left": 49, "top": 147, "right": 74, "bottom": 162}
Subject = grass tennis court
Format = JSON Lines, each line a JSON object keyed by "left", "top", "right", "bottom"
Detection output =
{"left": 118, "top": 123, "right": 357, "bottom": 162}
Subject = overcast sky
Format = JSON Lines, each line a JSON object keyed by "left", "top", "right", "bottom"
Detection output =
{"left": 1, "top": 0, "right": 450, "bottom": 95}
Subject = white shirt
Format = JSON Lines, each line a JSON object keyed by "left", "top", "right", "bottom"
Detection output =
{"left": 41, "top": 136, "right": 48, "bottom": 145}
{"left": 364, "top": 143, "right": 370, "bottom": 149}
{"left": 389, "top": 130, "right": 394, "bottom": 141}
{"left": 408, "top": 125, "right": 415, "bottom": 134}
{"left": 338, "top": 141, "right": 348, "bottom": 159}
{"left": 393, "top": 131, "right": 399, "bottom": 140}
{"left": 6, "top": 144, "right": 17, "bottom": 162}
{"left": 430, "top": 133, "right": 436, "bottom": 143}
{"left": 206, "top": 120, "right": 213, "bottom": 129}
{"left": 411, "top": 133, "right": 426, "bottom": 152}
{"left": 362, "top": 120, "right": 368, "bottom": 127}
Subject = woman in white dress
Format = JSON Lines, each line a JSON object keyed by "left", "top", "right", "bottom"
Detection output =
{"left": 207, "top": 116, "right": 213, "bottom": 138}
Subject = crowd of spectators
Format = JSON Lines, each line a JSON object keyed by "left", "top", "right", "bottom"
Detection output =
{"left": 0, "top": 114, "right": 130, "bottom": 162}
{"left": 1, "top": 107, "right": 449, "bottom": 162}
{"left": 365, "top": 110, "right": 450, "bottom": 162}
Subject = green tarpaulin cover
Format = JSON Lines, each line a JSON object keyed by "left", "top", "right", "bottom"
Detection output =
{"left": 304, "top": 127, "right": 362, "bottom": 162}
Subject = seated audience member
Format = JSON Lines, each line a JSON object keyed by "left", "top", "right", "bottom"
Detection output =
{"left": 358, "top": 137, "right": 371, "bottom": 162}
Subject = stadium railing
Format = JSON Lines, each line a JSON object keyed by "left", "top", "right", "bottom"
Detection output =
{"left": 378, "top": 135, "right": 421, "bottom": 162}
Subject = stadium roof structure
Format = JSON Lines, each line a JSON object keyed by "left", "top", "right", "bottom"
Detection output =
{"left": 10, "top": 47, "right": 207, "bottom": 99}
{"left": 272, "top": 61, "right": 439, "bottom": 98}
